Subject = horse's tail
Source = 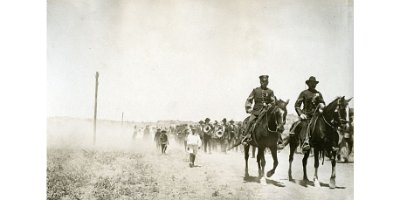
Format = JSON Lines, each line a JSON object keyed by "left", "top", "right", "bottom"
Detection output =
{"left": 228, "top": 140, "right": 242, "bottom": 151}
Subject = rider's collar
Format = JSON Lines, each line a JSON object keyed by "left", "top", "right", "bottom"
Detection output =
{"left": 308, "top": 88, "right": 317, "bottom": 92}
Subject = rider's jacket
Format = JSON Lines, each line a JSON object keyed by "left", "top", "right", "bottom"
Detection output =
{"left": 295, "top": 89, "right": 325, "bottom": 117}
{"left": 245, "top": 87, "right": 276, "bottom": 114}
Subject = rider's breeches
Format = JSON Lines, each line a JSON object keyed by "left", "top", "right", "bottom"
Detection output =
{"left": 300, "top": 119, "right": 311, "bottom": 141}
{"left": 245, "top": 114, "right": 257, "bottom": 134}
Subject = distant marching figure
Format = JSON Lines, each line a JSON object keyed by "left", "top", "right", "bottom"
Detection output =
{"left": 202, "top": 118, "right": 213, "bottom": 154}
{"left": 154, "top": 128, "right": 161, "bottom": 150}
{"left": 159, "top": 130, "right": 169, "bottom": 154}
{"left": 143, "top": 125, "right": 151, "bottom": 140}
{"left": 132, "top": 125, "right": 138, "bottom": 140}
{"left": 220, "top": 118, "right": 229, "bottom": 153}
{"left": 186, "top": 128, "right": 202, "bottom": 167}
{"left": 228, "top": 120, "right": 239, "bottom": 152}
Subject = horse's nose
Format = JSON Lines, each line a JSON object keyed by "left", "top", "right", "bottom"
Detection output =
{"left": 278, "top": 125, "right": 284, "bottom": 133}
{"left": 344, "top": 123, "right": 350, "bottom": 131}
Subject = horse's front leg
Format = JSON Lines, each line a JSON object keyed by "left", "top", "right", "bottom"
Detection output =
{"left": 330, "top": 149, "right": 337, "bottom": 189}
{"left": 244, "top": 144, "right": 250, "bottom": 179}
{"left": 257, "top": 147, "right": 266, "bottom": 185}
{"left": 267, "top": 145, "right": 278, "bottom": 178}
{"left": 257, "top": 147, "right": 265, "bottom": 178}
{"left": 313, "top": 148, "right": 321, "bottom": 187}
{"left": 302, "top": 150, "right": 311, "bottom": 181}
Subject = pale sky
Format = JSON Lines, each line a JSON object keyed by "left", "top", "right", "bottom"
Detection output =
{"left": 47, "top": 0, "right": 353, "bottom": 122}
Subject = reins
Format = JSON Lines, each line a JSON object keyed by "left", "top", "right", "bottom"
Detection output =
{"left": 261, "top": 106, "right": 280, "bottom": 133}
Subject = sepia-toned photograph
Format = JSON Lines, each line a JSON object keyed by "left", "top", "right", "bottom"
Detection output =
{"left": 47, "top": 0, "right": 354, "bottom": 199}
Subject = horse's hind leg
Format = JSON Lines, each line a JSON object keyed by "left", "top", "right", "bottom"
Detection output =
{"left": 267, "top": 145, "right": 278, "bottom": 178}
{"left": 313, "top": 148, "right": 321, "bottom": 187}
{"left": 288, "top": 136, "right": 297, "bottom": 181}
{"left": 252, "top": 146, "right": 256, "bottom": 158}
{"left": 244, "top": 145, "right": 250, "bottom": 179}
{"left": 330, "top": 149, "right": 337, "bottom": 189}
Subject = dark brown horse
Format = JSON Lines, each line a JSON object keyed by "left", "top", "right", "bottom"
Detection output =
{"left": 287, "top": 96, "right": 352, "bottom": 189}
{"left": 243, "top": 99, "right": 289, "bottom": 183}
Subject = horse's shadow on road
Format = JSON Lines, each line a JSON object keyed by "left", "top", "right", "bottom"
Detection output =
{"left": 243, "top": 176, "right": 285, "bottom": 187}
{"left": 243, "top": 176, "right": 260, "bottom": 183}
{"left": 287, "top": 179, "right": 346, "bottom": 189}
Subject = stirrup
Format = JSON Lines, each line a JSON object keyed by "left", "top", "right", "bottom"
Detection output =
{"left": 241, "top": 137, "right": 251, "bottom": 146}
{"left": 302, "top": 142, "right": 310, "bottom": 153}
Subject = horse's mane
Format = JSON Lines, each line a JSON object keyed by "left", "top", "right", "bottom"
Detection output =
{"left": 260, "top": 99, "right": 288, "bottom": 131}
{"left": 324, "top": 97, "right": 344, "bottom": 117}
{"left": 325, "top": 97, "right": 340, "bottom": 112}
{"left": 275, "top": 99, "right": 288, "bottom": 111}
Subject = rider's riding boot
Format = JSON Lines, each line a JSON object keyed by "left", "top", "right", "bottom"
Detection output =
{"left": 302, "top": 135, "right": 311, "bottom": 153}
{"left": 301, "top": 122, "right": 311, "bottom": 152}
{"left": 241, "top": 121, "right": 254, "bottom": 146}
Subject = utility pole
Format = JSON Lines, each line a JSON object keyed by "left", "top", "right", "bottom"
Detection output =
{"left": 93, "top": 72, "right": 99, "bottom": 145}
{"left": 121, "top": 112, "right": 124, "bottom": 127}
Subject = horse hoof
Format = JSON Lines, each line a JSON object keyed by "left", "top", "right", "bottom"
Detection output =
{"left": 329, "top": 179, "right": 336, "bottom": 189}
{"left": 267, "top": 171, "right": 274, "bottom": 178}
{"left": 289, "top": 175, "right": 294, "bottom": 181}
{"left": 244, "top": 174, "right": 250, "bottom": 180}
{"left": 314, "top": 179, "right": 321, "bottom": 187}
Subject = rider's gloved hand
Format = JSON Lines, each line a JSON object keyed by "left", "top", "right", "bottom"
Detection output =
{"left": 300, "top": 114, "right": 307, "bottom": 120}
{"left": 318, "top": 103, "right": 325, "bottom": 113}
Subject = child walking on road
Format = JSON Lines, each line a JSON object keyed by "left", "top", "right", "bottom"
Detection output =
{"left": 186, "top": 128, "right": 202, "bottom": 167}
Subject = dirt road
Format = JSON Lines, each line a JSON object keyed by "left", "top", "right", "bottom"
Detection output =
{"left": 47, "top": 140, "right": 353, "bottom": 200}
{"left": 47, "top": 119, "right": 353, "bottom": 200}
{"left": 128, "top": 139, "right": 353, "bottom": 200}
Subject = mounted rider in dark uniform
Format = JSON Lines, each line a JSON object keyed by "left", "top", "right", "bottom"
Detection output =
{"left": 241, "top": 75, "right": 276, "bottom": 145}
{"left": 294, "top": 76, "right": 325, "bottom": 152}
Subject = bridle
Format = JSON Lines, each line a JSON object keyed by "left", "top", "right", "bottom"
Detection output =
{"left": 322, "top": 99, "right": 349, "bottom": 130}
{"left": 262, "top": 105, "right": 286, "bottom": 133}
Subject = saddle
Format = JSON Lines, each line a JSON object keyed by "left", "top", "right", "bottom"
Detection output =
{"left": 289, "top": 113, "right": 320, "bottom": 139}
{"left": 244, "top": 108, "right": 269, "bottom": 137}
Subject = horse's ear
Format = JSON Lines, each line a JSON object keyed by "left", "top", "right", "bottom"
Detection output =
{"left": 285, "top": 99, "right": 290, "bottom": 105}
{"left": 345, "top": 97, "right": 353, "bottom": 103}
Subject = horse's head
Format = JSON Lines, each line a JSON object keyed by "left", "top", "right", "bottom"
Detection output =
{"left": 324, "top": 96, "right": 353, "bottom": 130}
{"left": 268, "top": 99, "right": 289, "bottom": 133}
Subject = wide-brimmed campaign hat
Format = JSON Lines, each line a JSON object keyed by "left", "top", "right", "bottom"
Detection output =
{"left": 305, "top": 76, "right": 319, "bottom": 85}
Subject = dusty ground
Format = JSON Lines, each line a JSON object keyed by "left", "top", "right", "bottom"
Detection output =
{"left": 47, "top": 118, "right": 353, "bottom": 200}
